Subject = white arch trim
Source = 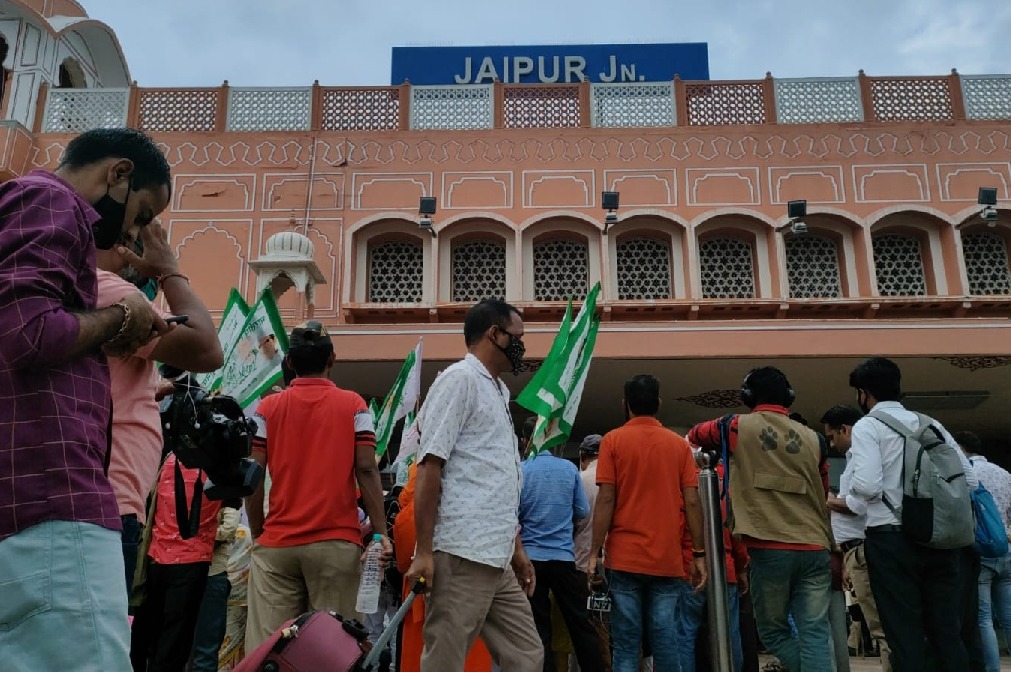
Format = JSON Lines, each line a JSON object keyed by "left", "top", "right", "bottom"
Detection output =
{"left": 517, "top": 209, "right": 605, "bottom": 232}
{"left": 690, "top": 207, "right": 779, "bottom": 230}
{"left": 866, "top": 204, "right": 956, "bottom": 229}
{"left": 435, "top": 211, "right": 518, "bottom": 233}
{"left": 345, "top": 212, "right": 417, "bottom": 238}
{"left": 611, "top": 208, "right": 692, "bottom": 231}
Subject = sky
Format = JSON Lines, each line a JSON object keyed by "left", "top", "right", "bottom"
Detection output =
{"left": 81, "top": 0, "right": 1011, "bottom": 87}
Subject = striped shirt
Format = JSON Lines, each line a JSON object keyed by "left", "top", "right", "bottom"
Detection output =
{"left": 0, "top": 170, "right": 119, "bottom": 541}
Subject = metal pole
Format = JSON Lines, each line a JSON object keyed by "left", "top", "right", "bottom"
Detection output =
{"left": 699, "top": 449, "right": 734, "bottom": 671}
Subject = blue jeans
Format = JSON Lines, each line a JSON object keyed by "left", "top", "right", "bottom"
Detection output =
{"left": 607, "top": 569, "right": 688, "bottom": 672}
{"left": 0, "top": 520, "right": 132, "bottom": 671}
{"left": 190, "top": 571, "right": 232, "bottom": 671}
{"left": 979, "top": 553, "right": 1011, "bottom": 672}
{"left": 748, "top": 548, "right": 832, "bottom": 672}
{"left": 675, "top": 583, "right": 743, "bottom": 671}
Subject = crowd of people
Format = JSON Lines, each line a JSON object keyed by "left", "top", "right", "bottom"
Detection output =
{"left": 0, "top": 126, "right": 1009, "bottom": 674}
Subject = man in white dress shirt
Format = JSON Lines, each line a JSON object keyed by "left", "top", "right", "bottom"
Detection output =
{"left": 847, "top": 357, "right": 977, "bottom": 671}
{"left": 406, "top": 299, "right": 543, "bottom": 672}
{"left": 822, "top": 404, "right": 890, "bottom": 671}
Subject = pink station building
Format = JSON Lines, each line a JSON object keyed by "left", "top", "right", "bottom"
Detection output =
{"left": 4, "top": 0, "right": 1011, "bottom": 456}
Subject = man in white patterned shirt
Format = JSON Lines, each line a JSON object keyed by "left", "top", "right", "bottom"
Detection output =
{"left": 406, "top": 299, "right": 543, "bottom": 672}
{"left": 955, "top": 430, "right": 1011, "bottom": 672}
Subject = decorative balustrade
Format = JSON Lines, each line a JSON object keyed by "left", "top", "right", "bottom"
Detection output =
{"left": 503, "top": 83, "right": 582, "bottom": 128}
{"left": 41, "top": 87, "right": 130, "bottom": 133}
{"left": 774, "top": 77, "right": 863, "bottom": 124}
{"left": 961, "top": 75, "right": 1011, "bottom": 120}
{"left": 684, "top": 79, "right": 768, "bottom": 126}
{"left": 591, "top": 82, "right": 675, "bottom": 127}
{"left": 226, "top": 87, "right": 311, "bottom": 131}
{"left": 33, "top": 71, "right": 1011, "bottom": 135}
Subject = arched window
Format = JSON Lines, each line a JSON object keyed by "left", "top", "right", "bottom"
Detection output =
{"left": 786, "top": 235, "right": 842, "bottom": 299}
{"left": 616, "top": 237, "right": 672, "bottom": 300}
{"left": 699, "top": 237, "right": 755, "bottom": 299}
{"left": 963, "top": 231, "right": 1011, "bottom": 296}
{"left": 58, "top": 58, "right": 86, "bottom": 89}
{"left": 452, "top": 239, "right": 506, "bottom": 302}
{"left": 533, "top": 238, "right": 588, "bottom": 301}
{"left": 873, "top": 233, "right": 927, "bottom": 296}
{"left": 368, "top": 240, "right": 423, "bottom": 303}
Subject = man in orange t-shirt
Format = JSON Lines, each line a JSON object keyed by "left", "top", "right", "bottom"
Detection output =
{"left": 587, "top": 374, "right": 706, "bottom": 673}
{"left": 244, "top": 321, "right": 391, "bottom": 651}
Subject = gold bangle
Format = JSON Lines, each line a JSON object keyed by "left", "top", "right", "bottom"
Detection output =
{"left": 157, "top": 272, "right": 189, "bottom": 288}
{"left": 105, "top": 301, "right": 132, "bottom": 345}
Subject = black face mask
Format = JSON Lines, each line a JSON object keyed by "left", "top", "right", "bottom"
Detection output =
{"left": 493, "top": 328, "right": 526, "bottom": 374}
{"left": 93, "top": 182, "right": 131, "bottom": 250}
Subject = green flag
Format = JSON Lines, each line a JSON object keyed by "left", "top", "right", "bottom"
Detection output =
{"left": 217, "top": 289, "right": 289, "bottom": 408}
{"left": 196, "top": 289, "right": 250, "bottom": 392}
{"left": 373, "top": 339, "right": 423, "bottom": 457}
{"left": 518, "top": 282, "right": 602, "bottom": 456}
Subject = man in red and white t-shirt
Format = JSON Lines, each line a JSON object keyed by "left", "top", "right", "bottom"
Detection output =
{"left": 244, "top": 321, "right": 391, "bottom": 651}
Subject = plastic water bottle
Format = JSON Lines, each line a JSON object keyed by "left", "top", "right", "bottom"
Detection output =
{"left": 356, "top": 534, "right": 384, "bottom": 614}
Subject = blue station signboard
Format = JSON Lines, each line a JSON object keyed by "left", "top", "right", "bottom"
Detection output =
{"left": 390, "top": 43, "right": 709, "bottom": 86}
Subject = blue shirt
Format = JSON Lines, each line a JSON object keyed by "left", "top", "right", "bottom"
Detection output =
{"left": 519, "top": 452, "right": 589, "bottom": 562}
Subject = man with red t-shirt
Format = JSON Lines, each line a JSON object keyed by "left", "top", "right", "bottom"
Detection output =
{"left": 688, "top": 366, "right": 833, "bottom": 673}
{"left": 244, "top": 321, "right": 391, "bottom": 650}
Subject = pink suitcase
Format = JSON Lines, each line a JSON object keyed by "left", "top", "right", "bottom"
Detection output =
{"left": 234, "top": 579, "right": 425, "bottom": 672}
{"left": 234, "top": 611, "right": 371, "bottom": 672}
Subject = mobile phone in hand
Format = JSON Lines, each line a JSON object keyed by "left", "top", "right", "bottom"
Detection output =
{"left": 165, "top": 315, "right": 189, "bottom": 325}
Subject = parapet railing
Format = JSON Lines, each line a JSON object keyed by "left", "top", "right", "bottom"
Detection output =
{"left": 34, "top": 70, "right": 1011, "bottom": 134}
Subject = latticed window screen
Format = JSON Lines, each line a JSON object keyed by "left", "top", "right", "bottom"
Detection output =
{"left": 321, "top": 88, "right": 400, "bottom": 131}
{"left": 963, "top": 231, "right": 1011, "bottom": 296}
{"left": 43, "top": 89, "right": 129, "bottom": 132}
{"left": 226, "top": 88, "right": 311, "bottom": 131}
{"left": 872, "top": 234, "right": 927, "bottom": 296}
{"left": 786, "top": 236, "right": 843, "bottom": 299}
{"left": 869, "top": 78, "right": 953, "bottom": 122}
{"left": 504, "top": 86, "right": 581, "bottom": 128}
{"left": 590, "top": 83, "right": 676, "bottom": 128}
{"left": 699, "top": 237, "right": 756, "bottom": 299}
{"left": 368, "top": 240, "right": 423, "bottom": 303}
{"left": 533, "top": 239, "right": 589, "bottom": 302}
{"left": 616, "top": 238, "right": 672, "bottom": 300}
{"left": 452, "top": 240, "right": 507, "bottom": 302}
{"left": 685, "top": 82, "right": 766, "bottom": 126}
{"left": 410, "top": 85, "right": 493, "bottom": 130}
{"left": 773, "top": 78, "right": 863, "bottom": 124}
{"left": 962, "top": 76, "right": 1011, "bottom": 121}
{"left": 137, "top": 89, "right": 219, "bottom": 132}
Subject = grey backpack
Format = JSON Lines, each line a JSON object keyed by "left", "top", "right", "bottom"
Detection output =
{"left": 869, "top": 411, "right": 974, "bottom": 550}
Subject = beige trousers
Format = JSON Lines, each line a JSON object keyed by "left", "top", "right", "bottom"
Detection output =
{"left": 844, "top": 543, "right": 892, "bottom": 671}
{"left": 245, "top": 539, "right": 362, "bottom": 652}
{"left": 421, "top": 551, "right": 544, "bottom": 672}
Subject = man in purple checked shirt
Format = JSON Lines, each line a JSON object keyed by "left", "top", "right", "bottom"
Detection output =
{"left": 0, "top": 128, "right": 173, "bottom": 670}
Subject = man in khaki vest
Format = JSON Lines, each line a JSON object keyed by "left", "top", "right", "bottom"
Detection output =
{"left": 688, "top": 366, "right": 833, "bottom": 672}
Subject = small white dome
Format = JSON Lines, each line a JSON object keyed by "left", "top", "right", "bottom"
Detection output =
{"left": 265, "top": 231, "right": 314, "bottom": 260}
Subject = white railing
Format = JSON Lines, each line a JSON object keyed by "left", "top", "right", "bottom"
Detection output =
{"left": 591, "top": 82, "right": 676, "bottom": 128}
{"left": 42, "top": 87, "right": 129, "bottom": 133}
{"left": 226, "top": 87, "right": 312, "bottom": 132}
{"left": 409, "top": 84, "right": 493, "bottom": 131}
{"left": 774, "top": 77, "right": 864, "bottom": 124}
{"left": 32, "top": 74, "right": 1011, "bottom": 134}
{"left": 961, "top": 75, "right": 1011, "bottom": 121}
